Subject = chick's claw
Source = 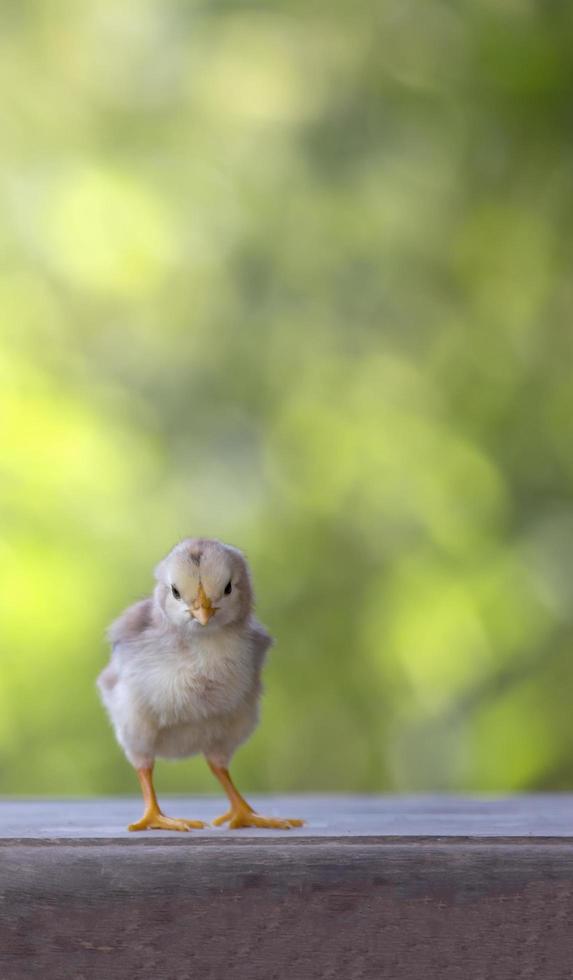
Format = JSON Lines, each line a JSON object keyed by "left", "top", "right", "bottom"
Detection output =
{"left": 128, "top": 813, "right": 206, "bottom": 832}
{"left": 212, "top": 809, "right": 234, "bottom": 827}
{"left": 229, "top": 813, "right": 303, "bottom": 830}
{"left": 213, "top": 807, "right": 303, "bottom": 830}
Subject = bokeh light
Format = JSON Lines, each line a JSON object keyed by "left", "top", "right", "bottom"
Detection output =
{"left": 1, "top": 0, "right": 573, "bottom": 795}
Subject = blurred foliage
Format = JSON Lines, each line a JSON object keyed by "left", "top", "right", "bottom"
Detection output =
{"left": 1, "top": 0, "right": 573, "bottom": 796}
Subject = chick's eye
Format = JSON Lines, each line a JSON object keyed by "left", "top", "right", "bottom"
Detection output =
{"left": 224, "top": 580, "right": 232, "bottom": 595}
{"left": 171, "top": 585, "right": 181, "bottom": 600}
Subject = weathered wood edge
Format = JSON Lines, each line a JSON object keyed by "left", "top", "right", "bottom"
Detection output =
{"left": 3, "top": 834, "right": 573, "bottom": 848}
{"left": 4, "top": 838, "right": 573, "bottom": 980}
{"left": 3, "top": 839, "right": 573, "bottom": 902}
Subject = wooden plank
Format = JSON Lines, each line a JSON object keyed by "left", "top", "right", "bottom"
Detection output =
{"left": 2, "top": 797, "right": 573, "bottom": 980}
{"left": 2, "top": 793, "right": 573, "bottom": 840}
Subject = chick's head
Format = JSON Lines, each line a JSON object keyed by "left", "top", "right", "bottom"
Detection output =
{"left": 155, "top": 538, "right": 253, "bottom": 630}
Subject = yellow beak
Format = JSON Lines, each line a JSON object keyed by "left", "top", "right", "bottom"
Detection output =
{"left": 192, "top": 583, "right": 215, "bottom": 625}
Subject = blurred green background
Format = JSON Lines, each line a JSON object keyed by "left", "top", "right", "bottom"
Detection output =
{"left": 2, "top": 0, "right": 573, "bottom": 797}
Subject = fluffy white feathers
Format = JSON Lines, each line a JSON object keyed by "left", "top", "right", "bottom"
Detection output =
{"left": 98, "top": 538, "right": 272, "bottom": 770}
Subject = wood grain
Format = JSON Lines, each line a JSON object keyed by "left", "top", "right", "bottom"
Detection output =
{"left": 2, "top": 796, "right": 573, "bottom": 979}
{"left": 3, "top": 793, "right": 573, "bottom": 839}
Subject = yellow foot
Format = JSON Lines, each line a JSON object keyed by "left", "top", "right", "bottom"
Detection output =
{"left": 128, "top": 811, "right": 206, "bottom": 833}
{"left": 213, "top": 806, "right": 303, "bottom": 830}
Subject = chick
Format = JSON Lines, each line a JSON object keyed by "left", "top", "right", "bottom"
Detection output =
{"left": 98, "top": 538, "right": 302, "bottom": 832}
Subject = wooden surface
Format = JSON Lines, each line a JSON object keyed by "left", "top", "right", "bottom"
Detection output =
{"left": 2, "top": 795, "right": 573, "bottom": 980}
{"left": 3, "top": 792, "right": 573, "bottom": 839}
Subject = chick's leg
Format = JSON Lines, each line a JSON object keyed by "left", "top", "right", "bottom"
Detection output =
{"left": 207, "top": 760, "right": 303, "bottom": 830}
{"left": 128, "top": 766, "right": 206, "bottom": 832}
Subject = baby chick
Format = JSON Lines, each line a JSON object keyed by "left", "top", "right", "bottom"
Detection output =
{"left": 98, "top": 538, "right": 302, "bottom": 832}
